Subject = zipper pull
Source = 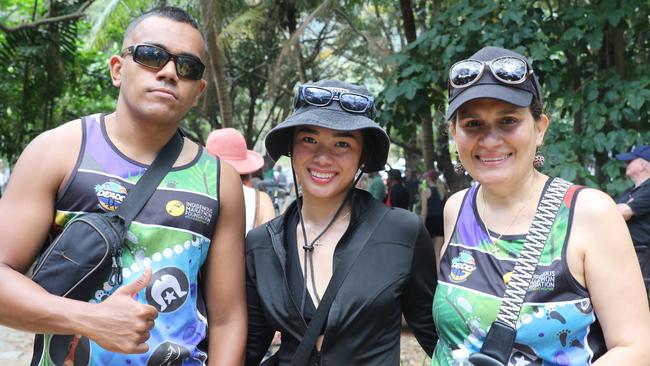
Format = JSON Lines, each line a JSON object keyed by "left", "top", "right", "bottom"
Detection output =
{"left": 109, "top": 252, "right": 123, "bottom": 286}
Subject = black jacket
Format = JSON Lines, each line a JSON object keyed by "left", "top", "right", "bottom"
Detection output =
{"left": 245, "top": 189, "right": 437, "bottom": 365}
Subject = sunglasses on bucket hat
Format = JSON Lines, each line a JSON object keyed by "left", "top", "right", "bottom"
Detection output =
{"left": 122, "top": 44, "right": 205, "bottom": 80}
{"left": 448, "top": 56, "right": 539, "bottom": 98}
{"left": 294, "top": 85, "right": 376, "bottom": 119}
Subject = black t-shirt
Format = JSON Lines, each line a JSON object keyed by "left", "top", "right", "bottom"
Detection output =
{"left": 388, "top": 183, "right": 410, "bottom": 210}
{"left": 617, "top": 178, "right": 650, "bottom": 249}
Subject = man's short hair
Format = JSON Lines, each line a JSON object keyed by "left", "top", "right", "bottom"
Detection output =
{"left": 124, "top": 6, "right": 202, "bottom": 42}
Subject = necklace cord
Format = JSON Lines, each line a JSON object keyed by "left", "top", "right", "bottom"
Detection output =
{"left": 293, "top": 167, "right": 364, "bottom": 309}
{"left": 481, "top": 186, "right": 532, "bottom": 243}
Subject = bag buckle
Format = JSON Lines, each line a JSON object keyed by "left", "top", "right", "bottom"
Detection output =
{"left": 468, "top": 321, "right": 515, "bottom": 366}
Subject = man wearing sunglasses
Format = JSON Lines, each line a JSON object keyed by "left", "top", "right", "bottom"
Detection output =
{"left": 0, "top": 6, "right": 246, "bottom": 366}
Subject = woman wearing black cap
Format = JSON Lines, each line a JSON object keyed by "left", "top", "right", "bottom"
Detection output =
{"left": 245, "top": 80, "right": 437, "bottom": 365}
{"left": 432, "top": 47, "right": 650, "bottom": 365}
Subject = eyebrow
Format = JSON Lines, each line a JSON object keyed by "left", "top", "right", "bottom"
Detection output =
{"left": 296, "top": 127, "right": 359, "bottom": 140}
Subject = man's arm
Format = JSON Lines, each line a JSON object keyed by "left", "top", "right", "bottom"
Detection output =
{"left": 617, "top": 203, "right": 634, "bottom": 221}
{"left": 255, "top": 190, "right": 276, "bottom": 227}
{"left": 0, "top": 121, "right": 157, "bottom": 353}
{"left": 204, "top": 161, "right": 247, "bottom": 365}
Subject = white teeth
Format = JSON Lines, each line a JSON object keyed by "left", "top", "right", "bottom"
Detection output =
{"left": 480, "top": 155, "right": 509, "bottom": 162}
{"left": 311, "top": 171, "right": 335, "bottom": 179}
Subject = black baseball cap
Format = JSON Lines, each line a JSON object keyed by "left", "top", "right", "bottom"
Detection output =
{"left": 446, "top": 46, "right": 543, "bottom": 120}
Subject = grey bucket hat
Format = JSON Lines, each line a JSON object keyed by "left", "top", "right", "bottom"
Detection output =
{"left": 446, "top": 46, "right": 543, "bottom": 120}
{"left": 265, "top": 80, "right": 390, "bottom": 173}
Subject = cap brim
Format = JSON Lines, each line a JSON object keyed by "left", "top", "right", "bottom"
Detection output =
{"left": 222, "top": 151, "right": 264, "bottom": 175}
{"left": 265, "top": 106, "right": 390, "bottom": 172}
{"left": 446, "top": 83, "right": 534, "bottom": 120}
{"left": 615, "top": 152, "right": 637, "bottom": 161}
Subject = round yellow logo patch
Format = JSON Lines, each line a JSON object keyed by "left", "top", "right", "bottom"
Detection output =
{"left": 166, "top": 200, "right": 185, "bottom": 216}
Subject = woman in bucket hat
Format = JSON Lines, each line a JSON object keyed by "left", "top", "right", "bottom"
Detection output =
{"left": 432, "top": 46, "right": 650, "bottom": 365}
{"left": 206, "top": 128, "right": 275, "bottom": 233}
{"left": 245, "top": 80, "right": 437, "bottom": 365}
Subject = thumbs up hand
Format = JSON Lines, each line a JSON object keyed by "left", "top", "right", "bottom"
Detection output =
{"left": 84, "top": 267, "right": 159, "bottom": 354}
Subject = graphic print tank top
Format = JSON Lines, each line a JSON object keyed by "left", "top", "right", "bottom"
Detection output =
{"left": 33, "top": 114, "right": 220, "bottom": 366}
{"left": 432, "top": 179, "right": 606, "bottom": 366}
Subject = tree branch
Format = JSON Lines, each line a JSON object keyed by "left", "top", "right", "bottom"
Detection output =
{"left": 0, "top": 2, "right": 93, "bottom": 33}
{"left": 392, "top": 138, "right": 422, "bottom": 156}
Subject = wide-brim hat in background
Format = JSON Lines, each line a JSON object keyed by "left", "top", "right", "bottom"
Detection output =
{"left": 265, "top": 79, "right": 390, "bottom": 173}
{"left": 446, "top": 46, "right": 543, "bottom": 120}
{"left": 206, "top": 128, "right": 264, "bottom": 175}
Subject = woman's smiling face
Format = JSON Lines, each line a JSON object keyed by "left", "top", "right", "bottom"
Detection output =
{"left": 291, "top": 125, "right": 363, "bottom": 202}
{"left": 451, "top": 98, "right": 548, "bottom": 187}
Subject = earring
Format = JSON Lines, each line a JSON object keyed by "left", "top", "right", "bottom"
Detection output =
{"left": 533, "top": 150, "right": 545, "bottom": 168}
{"left": 453, "top": 152, "right": 465, "bottom": 175}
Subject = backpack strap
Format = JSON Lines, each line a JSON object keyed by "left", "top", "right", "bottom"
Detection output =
{"left": 116, "top": 132, "right": 183, "bottom": 225}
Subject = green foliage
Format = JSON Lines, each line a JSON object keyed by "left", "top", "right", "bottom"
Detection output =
{"left": 0, "top": 0, "right": 648, "bottom": 201}
{"left": 0, "top": 1, "right": 92, "bottom": 162}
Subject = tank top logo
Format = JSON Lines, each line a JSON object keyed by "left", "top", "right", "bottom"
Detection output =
{"left": 165, "top": 199, "right": 214, "bottom": 225}
{"left": 147, "top": 341, "right": 190, "bottom": 366}
{"left": 94, "top": 180, "right": 127, "bottom": 211}
{"left": 146, "top": 267, "right": 189, "bottom": 313}
{"left": 166, "top": 200, "right": 185, "bottom": 216}
{"left": 449, "top": 250, "right": 477, "bottom": 283}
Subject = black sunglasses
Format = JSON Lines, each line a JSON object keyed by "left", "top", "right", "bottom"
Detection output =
{"left": 122, "top": 44, "right": 205, "bottom": 80}
{"left": 294, "top": 85, "right": 376, "bottom": 119}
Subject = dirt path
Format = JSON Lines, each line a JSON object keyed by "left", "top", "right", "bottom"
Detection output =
{"left": 0, "top": 326, "right": 430, "bottom": 365}
{"left": 0, "top": 325, "right": 33, "bottom": 365}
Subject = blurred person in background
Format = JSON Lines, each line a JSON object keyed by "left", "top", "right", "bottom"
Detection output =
{"left": 420, "top": 169, "right": 445, "bottom": 266}
{"left": 366, "top": 171, "right": 386, "bottom": 201}
{"left": 615, "top": 144, "right": 650, "bottom": 292}
{"left": 385, "top": 168, "right": 409, "bottom": 209}
{"left": 405, "top": 169, "right": 420, "bottom": 211}
{"left": 207, "top": 127, "right": 275, "bottom": 233}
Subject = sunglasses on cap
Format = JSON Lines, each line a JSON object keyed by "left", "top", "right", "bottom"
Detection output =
{"left": 448, "top": 56, "right": 538, "bottom": 96}
{"left": 122, "top": 44, "right": 205, "bottom": 80}
{"left": 294, "top": 85, "right": 376, "bottom": 119}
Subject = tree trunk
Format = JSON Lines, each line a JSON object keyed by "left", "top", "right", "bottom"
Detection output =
{"left": 283, "top": 0, "right": 308, "bottom": 82}
{"left": 435, "top": 112, "right": 470, "bottom": 193}
{"left": 399, "top": 0, "right": 434, "bottom": 171}
{"left": 201, "top": 0, "right": 234, "bottom": 128}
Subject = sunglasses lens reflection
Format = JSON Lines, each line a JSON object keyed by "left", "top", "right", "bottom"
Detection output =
{"left": 340, "top": 93, "right": 370, "bottom": 112}
{"left": 178, "top": 56, "right": 204, "bottom": 80}
{"left": 303, "top": 87, "right": 333, "bottom": 106}
{"left": 450, "top": 60, "right": 483, "bottom": 87}
{"left": 134, "top": 45, "right": 169, "bottom": 68}
{"left": 491, "top": 57, "right": 527, "bottom": 82}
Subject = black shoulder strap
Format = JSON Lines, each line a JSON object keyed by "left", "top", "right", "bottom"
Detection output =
{"left": 116, "top": 132, "right": 183, "bottom": 225}
{"left": 290, "top": 201, "right": 390, "bottom": 366}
